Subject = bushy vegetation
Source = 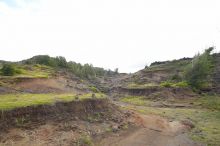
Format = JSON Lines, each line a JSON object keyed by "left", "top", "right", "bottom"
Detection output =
{"left": 160, "top": 81, "right": 189, "bottom": 88}
{"left": 150, "top": 57, "right": 191, "bottom": 67}
{"left": 127, "top": 83, "right": 159, "bottom": 89}
{"left": 160, "top": 81, "right": 173, "bottom": 87}
{"left": 0, "top": 63, "right": 22, "bottom": 76}
{"left": 23, "top": 55, "right": 118, "bottom": 79}
{"left": 184, "top": 47, "right": 214, "bottom": 89}
{"left": 120, "top": 96, "right": 151, "bottom": 106}
{"left": 24, "top": 55, "right": 68, "bottom": 68}
{"left": 174, "top": 81, "right": 189, "bottom": 87}
{"left": 89, "top": 86, "right": 99, "bottom": 93}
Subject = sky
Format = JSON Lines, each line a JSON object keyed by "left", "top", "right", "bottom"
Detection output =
{"left": 0, "top": 0, "right": 219, "bottom": 73}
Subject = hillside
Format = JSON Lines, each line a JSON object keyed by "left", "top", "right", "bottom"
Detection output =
{"left": 107, "top": 53, "right": 220, "bottom": 93}
{"left": 0, "top": 56, "right": 133, "bottom": 146}
{"left": 0, "top": 53, "right": 220, "bottom": 146}
{"left": 0, "top": 55, "right": 119, "bottom": 94}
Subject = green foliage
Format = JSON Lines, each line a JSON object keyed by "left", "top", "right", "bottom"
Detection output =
{"left": 184, "top": 47, "right": 214, "bottom": 89}
{"left": 0, "top": 93, "right": 106, "bottom": 111}
{"left": 160, "top": 81, "right": 189, "bottom": 88}
{"left": 25, "top": 55, "right": 55, "bottom": 66}
{"left": 171, "top": 74, "right": 182, "bottom": 81}
{"left": 0, "top": 63, "right": 22, "bottom": 76}
{"left": 120, "top": 96, "right": 150, "bottom": 106}
{"left": 24, "top": 55, "right": 68, "bottom": 68}
{"left": 174, "top": 81, "right": 189, "bottom": 87}
{"left": 0, "top": 64, "right": 16, "bottom": 76}
{"left": 114, "top": 68, "right": 119, "bottom": 74}
{"left": 68, "top": 62, "right": 96, "bottom": 79}
{"left": 76, "top": 135, "right": 94, "bottom": 146}
{"left": 160, "top": 81, "right": 173, "bottom": 87}
{"left": 67, "top": 62, "right": 117, "bottom": 79}
{"left": 24, "top": 55, "right": 117, "bottom": 79}
{"left": 54, "top": 56, "right": 68, "bottom": 68}
{"left": 197, "top": 95, "right": 220, "bottom": 111}
{"left": 89, "top": 86, "right": 99, "bottom": 93}
{"left": 127, "top": 83, "right": 158, "bottom": 89}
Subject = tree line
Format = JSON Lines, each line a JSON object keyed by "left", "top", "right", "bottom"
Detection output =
{"left": 23, "top": 55, "right": 118, "bottom": 79}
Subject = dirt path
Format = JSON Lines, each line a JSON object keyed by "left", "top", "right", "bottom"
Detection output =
{"left": 97, "top": 102, "right": 204, "bottom": 146}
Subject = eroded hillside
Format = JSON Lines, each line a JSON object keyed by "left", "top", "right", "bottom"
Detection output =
{"left": 0, "top": 53, "right": 219, "bottom": 146}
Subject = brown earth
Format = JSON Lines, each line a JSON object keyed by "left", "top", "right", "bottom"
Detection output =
{"left": 111, "top": 86, "right": 198, "bottom": 101}
{"left": 0, "top": 72, "right": 91, "bottom": 94}
{"left": 0, "top": 98, "right": 132, "bottom": 146}
{"left": 0, "top": 97, "right": 204, "bottom": 146}
{"left": 95, "top": 112, "right": 203, "bottom": 146}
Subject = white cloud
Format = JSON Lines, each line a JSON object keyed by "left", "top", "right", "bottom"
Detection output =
{"left": 0, "top": 0, "right": 219, "bottom": 72}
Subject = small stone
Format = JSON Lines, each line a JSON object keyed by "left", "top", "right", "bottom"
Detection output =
{"left": 112, "top": 125, "right": 119, "bottom": 132}
{"left": 181, "top": 119, "right": 195, "bottom": 129}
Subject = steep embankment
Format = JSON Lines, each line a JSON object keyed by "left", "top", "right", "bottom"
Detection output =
{"left": 0, "top": 98, "right": 132, "bottom": 146}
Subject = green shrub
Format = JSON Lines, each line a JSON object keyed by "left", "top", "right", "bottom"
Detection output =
{"left": 184, "top": 47, "right": 214, "bottom": 89}
{"left": 76, "top": 135, "right": 93, "bottom": 146}
{"left": 160, "top": 81, "right": 189, "bottom": 88}
{"left": 160, "top": 81, "right": 173, "bottom": 87}
{"left": 89, "top": 86, "right": 99, "bottom": 93}
{"left": 174, "top": 81, "right": 188, "bottom": 87}
{"left": 25, "top": 55, "right": 116, "bottom": 79}
{"left": 171, "top": 74, "right": 182, "bottom": 81}
{"left": 0, "top": 64, "right": 16, "bottom": 76}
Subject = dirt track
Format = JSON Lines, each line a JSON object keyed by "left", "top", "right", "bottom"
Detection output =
{"left": 97, "top": 113, "right": 203, "bottom": 146}
{"left": 95, "top": 101, "right": 204, "bottom": 146}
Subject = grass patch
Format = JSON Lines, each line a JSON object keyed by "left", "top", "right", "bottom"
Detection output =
{"left": 76, "top": 135, "right": 94, "bottom": 146}
{"left": 126, "top": 83, "right": 159, "bottom": 89}
{"left": 89, "top": 86, "right": 100, "bottom": 93}
{"left": 195, "top": 95, "right": 220, "bottom": 111}
{"left": 0, "top": 93, "right": 106, "bottom": 111}
{"left": 160, "top": 81, "right": 189, "bottom": 88}
{"left": 120, "top": 96, "right": 151, "bottom": 106}
{"left": 0, "top": 64, "right": 54, "bottom": 79}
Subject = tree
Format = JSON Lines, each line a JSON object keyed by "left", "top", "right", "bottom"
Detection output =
{"left": 185, "top": 47, "right": 214, "bottom": 89}
{"left": 114, "top": 68, "right": 119, "bottom": 74}
{"left": 1, "top": 64, "right": 16, "bottom": 76}
{"left": 55, "top": 56, "right": 68, "bottom": 68}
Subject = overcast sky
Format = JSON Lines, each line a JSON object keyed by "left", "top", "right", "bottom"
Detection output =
{"left": 0, "top": 0, "right": 219, "bottom": 73}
